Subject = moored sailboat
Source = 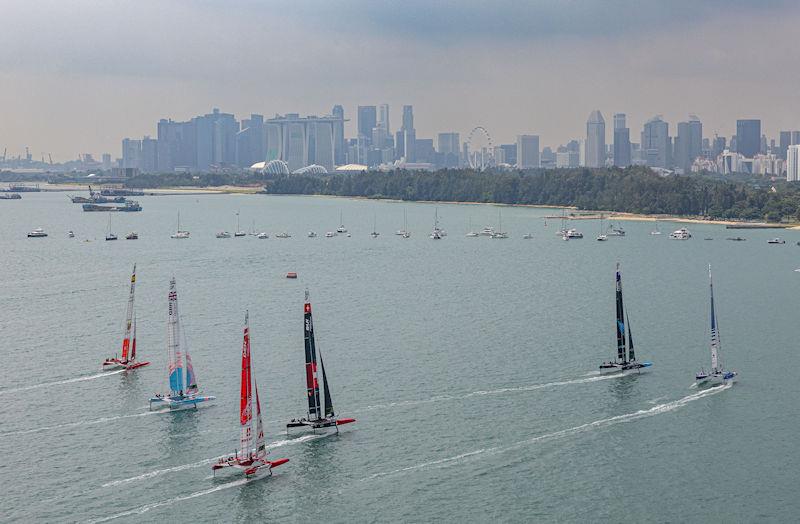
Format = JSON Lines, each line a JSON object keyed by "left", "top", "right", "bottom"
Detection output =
{"left": 212, "top": 312, "right": 288, "bottom": 477}
{"left": 287, "top": 291, "right": 355, "bottom": 434}
{"left": 695, "top": 265, "right": 737, "bottom": 386}
{"left": 599, "top": 263, "right": 652, "bottom": 374}
{"left": 149, "top": 278, "right": 215, "bottom": 410}
{"left": 102, "top": 264, "right": 150, "bottom": 371}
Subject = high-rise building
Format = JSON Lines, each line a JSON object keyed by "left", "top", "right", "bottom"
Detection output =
{"left": 264, "top": 114, "right": 339, "bottom": 172}
{"left": 787, "top": 144, "right": 800, "bottom": 182}
{"left": 378, "top": 104, "right": 390, "bottom": 135}
{"left": 613, "top": 113, "right": 630, "bottom": 167}
{"left": 102, "top": 153, "right": 112, "bottom": 171}
{"left": 437, "top": 132, "right": 460, "bottom": 168}
{"left": 140, "top": 136, "right": 158, "bottom": 173}
{"left": 357, "top": 106, "right": 377, "bottom": 144}
{"left": 641, "top": 116, "right": 670, "bottom": 168}
{"left": 235, "top": 114, "right": 265, "bottom": 168}
{"left": 499, "top": 144, "right": 517, "bottom": 166}
{"left": 735, "top": 119, "right": 761, "bottom": 158}
{"left": 397, "top": 105, "right": 416, "bottom": 162}
{"left": 585, "top": 110, "right": 606, "bottom": 168}
{"left": 675, "top": 117, "right": 701, "bottom": 172}
{"left": 332, "top": 105, "right": 345, "bottom": 165}
{"left": 121, "top": 138, "right": 141, "bottom": 169}
{"left": 402, "top": 105, "right": 414, "bottom": 131}
{"left": 516, "top": 135, "right": 540, "bottom": 168}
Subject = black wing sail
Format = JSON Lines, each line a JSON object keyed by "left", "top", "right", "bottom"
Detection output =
{"left": 319, "top": 352, "right": 335, "bottom": 418}
{"left": 626, "top": 309, "right": 635, "bottom": 362}
{"left": 615, "top": 264, "right": 627, "bottom": 363}
{"left": 304, "top": 293, "right": 322, "bottom": 420}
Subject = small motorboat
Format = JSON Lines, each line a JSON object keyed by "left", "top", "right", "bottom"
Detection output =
{"left": 105, "top": 233, "right": 118, "bottom": 241}
{"left": 596, "top": 234, "right": 608, "bottom": 241}
{"left": 767, "top": 238, "right": 786, "bottom": 244}
{"left": 234, "top": 231, "right": 247, "bottom": 237}
{"left": 726, "top": 237, "right": 746, "bottom": 242}
{"left": 325, "top": 231, "right": 336, "bottom": 237}
{"left": 257, "top": 232, "right": 269, "bottom": 239}
{"left": 28, "top": 228, "right": 48, "bottom": 238}
{"left": 286, "top": 272, "right": 298, "bottom": 279}
{"left": 669, "top": 228, "right": 691, "bottom": 239}
{"left": 308, "top": 231, "right": 317, "bottom": 238}
{"left": 216, "top": 231, "right": 231, "bottom": 238}
{"left": 68, "top": 230, "right": 75, "bottom": 238}
{"left": 276, "top": 232, "right": 291, "bottom": 238}
{"left": 566, "top": 229, "right": 583, "bottom": 239}
{"left": 126, "top": 232, "right": 138, "bottom": 240}
{"left": 522, "top": 233, "right": 533, "bottom": 239}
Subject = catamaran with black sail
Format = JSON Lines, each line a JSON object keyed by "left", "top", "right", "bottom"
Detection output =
{"left": 695, "top": 265, "right": 737, "bottom": 386}
{"left": 149, "top": 278, "right": 215, "bottom": 410}
{"left": 599, "top": 263, "right": 652, "bottom": 374}
{"left": 212, "top": 312, "right": 288, "bottom": 477}
{"left": 102, "top": 264, "right": 149, "bottom": 371}
{"left": 287, "top": 291, "right": 355, "bottom": 434}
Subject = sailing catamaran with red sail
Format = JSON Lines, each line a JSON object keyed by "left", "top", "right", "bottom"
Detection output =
{"left": 287, "top": 291, "right": 355, "bottom": 434}
{"left": 599, "top": 263, "right": 652, "bottom": 374}
{"left": 149, "top": 278, "right": 215, "bottom": 411}
{"left": 102, "top": 264, "right": 149, "bottom": 371}
{"left": 212, "top": 312, "right": 288, "bottom": 477}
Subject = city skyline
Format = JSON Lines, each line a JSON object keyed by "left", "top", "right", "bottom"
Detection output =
{"left": 1, "top": 1, "right": 799, "bottom": 160}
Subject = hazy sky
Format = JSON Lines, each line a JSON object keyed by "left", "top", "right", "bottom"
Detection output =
{"left": 2, "top": 0, "right": 799, "bottom": 161}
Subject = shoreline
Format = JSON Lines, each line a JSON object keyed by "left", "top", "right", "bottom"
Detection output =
{"left": 10, "top": 182, "right": 798, "bottom": 228}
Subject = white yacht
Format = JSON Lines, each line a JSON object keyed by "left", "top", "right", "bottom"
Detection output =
{"left": 170, "top": 212, "right": 190, "bottom": 239}
{"left": 67, "top": 230, "right": 75, "bottom": 238}
{"left": 669, "top": 227, "right": 691, "bottom": 240}
{"left": 27, "top": 228, "right": 48, "bottom": 238}
{"left": 308, "top": 231, "right": 317, "bottom": 238}
{"left": 596, "top": 215, "right": 608, "bottom": 241}
{"left": 257, "top": 232, "right": 269, "bottom": 239}
{"left": 234, "top": 212, "right": 246, "bottom": 237}
{"left": 275, "top": 232, "right": 291, "bottom": 238}
{"left": 566, "top": 229, "right": 583, "bottom": 239}
{"left": 430, "top": 209, "right": 444, "bottom": 239}
{"left": 216, "top": 231, "right": 231, "bottom": 238}
{"left": 490, "top": 211, "right": 508, "bottom": 239}
{"left": 325, "top": 231, "right": 336, "bottom": 238}
{"left": 479, "top": 225, "right": 495, "bottom": 237}
{"left": 336, "top": 211, "right": 347, "bottom": 233}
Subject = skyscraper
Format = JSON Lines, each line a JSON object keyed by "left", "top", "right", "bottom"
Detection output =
{"left": 437, "top": 132, "right": 460, "bottom": 167}
{"left": 398, "top": 105, "right": 415, "bottom": 162}
{"left": 613, "top": 113, "right": 630, "bottom": 167}
{"left": 787, "top": 144, "right": 800, "bottom": 182}
{"left": 121, "top": 138, "right": 141, "bottom": 169}
{"left": 140, "top": 136, "right": 158, "bottom": 173}
{"left": 641, "top": 116, "right": 670, "bottom": 168}
{"left": 585, "top": 110, "right": 606, "bottom": 168}
{"left": 235, "top": 114, "right": 265, "bottom": 168}
{"left": 516, "top": 135, "right": 540, "bottom": 168}
{"left": 264, "top": 114, "right": 338, "bottom": 172}
{"left": 378, "top": 104, "right": 390, "bottom": 135}
{"left": 735, "top": 119, "right": 761, "bottom": 158}
{"left": 357, "top": 106, "right": 377, "bottom": 145}
{"left": 332, "top": 105, "right": 345, "bottom": 166}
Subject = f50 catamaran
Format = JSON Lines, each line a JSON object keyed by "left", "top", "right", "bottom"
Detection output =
{"left": 212, "top": 312, "right": 288, "bottom": 477}
{"left": 695, "top": 265, "right": 737, "bottom": 386}
{"left": 102, "top": 264, "right": 149, "bottom": 371}
{"left": 149, "top": 278, "right": 215, "bottom": 411}
{"left": 599, "top": 263, "right": 652, "bottom": 374}
{"left": 287, "top": 291, "right": 355, "bottom": 434}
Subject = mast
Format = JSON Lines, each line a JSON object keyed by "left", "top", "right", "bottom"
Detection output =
{"left": 167, "top": 278, "right": 185, "bottom": 394}
{"left": 615, "top": 263, "right": 627, "bottom": 363}
{"left": 626, "top": 309, "right": 635, "bottom": 362}
{"left": 254, "top": 378, "right": 266, "bottom": 457}
{"left": 709, "top": 264, "right": 720, "bottom": 373}
{"left": 240, "top": 311, "right": 253, "bottom": 456}
{"left": 236, "top": 211, "right": 240, "bottom": 233}
{"left": 121, "top": 264, "right": 136, "bottom": 361}
{"left": 131, "top": 314, "right": 137, "bottom": 360}
{"left": 304, "top": 290, "right": 322, "bottom": 420}
{"left": 184, "top": 334, "right": 198, "bottom": 394}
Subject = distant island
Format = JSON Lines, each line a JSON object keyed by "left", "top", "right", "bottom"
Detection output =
{"left": 261, "top": 167, "right": 800, "bottom": 223}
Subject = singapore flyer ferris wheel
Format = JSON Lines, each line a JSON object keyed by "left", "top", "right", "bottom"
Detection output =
{"left": 467, "top": 126, "right": 494, "bottom": 170}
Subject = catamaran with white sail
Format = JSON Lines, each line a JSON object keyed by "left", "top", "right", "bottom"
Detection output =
{"left": 102, "top": 264, "right": 149, "bottom": 371}
{"left": 287, "top": 291, "right": 355, "bottom": 434}
{"left": 149, "top": 278, "right": 215, "bottom": 410}
{"left": 695, "top": 265, "right": 737, "bottom": 386}
{"left": 599, "top": 263, "right": 652, "bottom": 374}
{"left": 212, "top": 312, "right": 288, "bottom": 477}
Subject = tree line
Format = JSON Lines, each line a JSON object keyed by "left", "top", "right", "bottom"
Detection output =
{"left": 261, "top": 167, "right": 800, "bottom": 222}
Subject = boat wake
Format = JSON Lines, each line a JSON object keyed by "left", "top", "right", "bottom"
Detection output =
{"left": 100, "top": 434, "right": 322, "bottom": 488}
{"left": 361, "top": 374, "right": 624, "bottom": 412}
{"left": 363, "top": 383, "right": 732, "bottom": 481}
{"left": 0, "top": 409, "right": 160, "bottom": 437}
{"left": 89, "top": 478, "right": 251, "bottom": 523}
{"left": 0, "top": 369, "right": 125, "bottom": 396}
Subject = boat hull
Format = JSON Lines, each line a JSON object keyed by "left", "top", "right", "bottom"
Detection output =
{"left": 286, "top": 417, "right": 355, "bottom": 435}
{"left": 695, "top": 371, "right": 737, "bottom": 386}
{"left": 148, "top": 394, "right": 216, "bottom": 411}
{"left": 102, "top": 359, "right": 150, "bottom": 372}
{"left": 599, "top": 362, "right": 652, "bottom": 375}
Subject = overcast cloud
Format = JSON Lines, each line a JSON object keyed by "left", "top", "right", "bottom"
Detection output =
{"left": 0, "top": 0, "right": 798, "bottom": 160}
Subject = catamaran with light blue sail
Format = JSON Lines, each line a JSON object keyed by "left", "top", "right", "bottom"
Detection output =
{"left": 695, "top": 265, "right": 737, "bottom": 386}
{"left": 149, "top": 278, "right": 215, "bottom": 411}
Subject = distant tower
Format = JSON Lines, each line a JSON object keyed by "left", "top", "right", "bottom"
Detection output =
{"left": 613, "top": 113, "right": 630, "bottom": 167}
{"left": 586, "top": 110, "right": 606, "bottom": 168}
{"left": 332, "top": 105, "right": 345, "bottom": 165}
{"left": 736, "top": 119, "right": 761, "bottom": 158}
{"left": 516, "top": 135, "right": 540, "bottom": 168}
